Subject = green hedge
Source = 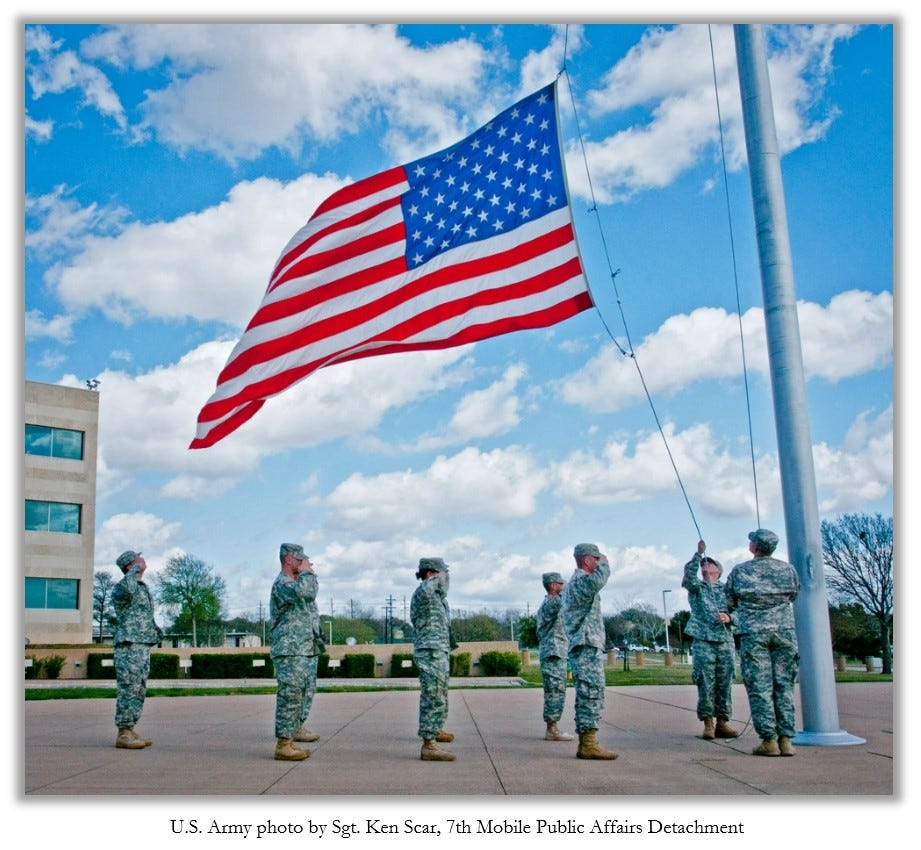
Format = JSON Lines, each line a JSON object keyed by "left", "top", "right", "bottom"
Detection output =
{"left": 189, "top": 652, "right": 275, "bottom": 678}
{"left": 319, "top": 653, "right": 375, "bottom": 678}
{"left": 477, "top": 650, "right": 521, "bottom": 675}
{"left": 392, "top": 651, "right": 471, "bottom": 677}
{"left": 87, "top": 652, "right": 183, "bottom": 679}
{"left": 391, "top": 652, "right": 417, "bottom": 677}
{"left": 87, "top": 652, "right": 116, "bottom": 679}
{"left": 151, "top": 653, "right": 181, "bottom": 679}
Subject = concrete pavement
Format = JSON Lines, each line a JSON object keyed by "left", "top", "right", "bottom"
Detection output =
{"left": 23, "top": 680, "right": 892, "bottom": 796}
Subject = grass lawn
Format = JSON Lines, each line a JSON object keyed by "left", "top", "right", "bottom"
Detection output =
{"left": 26, "top": 663, "right": 891, "bottom": 700}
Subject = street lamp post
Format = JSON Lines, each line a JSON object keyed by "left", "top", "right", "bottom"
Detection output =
{"left": 662, "top": 590, "right": 672, "bottom": 653}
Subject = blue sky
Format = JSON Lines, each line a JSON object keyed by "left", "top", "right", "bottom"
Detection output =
{"left": 22, "top": 21, "right": 894, "bottom": 627}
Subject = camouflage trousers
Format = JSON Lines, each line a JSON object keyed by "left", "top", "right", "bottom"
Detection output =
{"left": 540, "top": 655, "right": 568, "bottom": 723}
{"left": 114, "top": 643, "right": 151, "bottom": 728}
{"left": 739, "top": 629, "right": 799, "bottom": 740}
{"left": 414, "top": 648, "right": 450, "bottom": 739}
{"left": 569, "top": 645, "right": 605, "bottom": 733}
{"left": 273, "top": 654, "right": 319, "bottom": 739}
{"left": 691, "top": 638, "right": 735, "bottom": 721}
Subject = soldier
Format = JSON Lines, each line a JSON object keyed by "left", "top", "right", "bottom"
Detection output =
{"left": 411, "top": 557, "right": 455, "bottom": 761}
{"left": 682, "top": 540, "right": 738, "bottom": 740}
{"left": 269, "top": 543, "right": 325, "bottom": 761}
{"left": 725, "top": 529, "right": 801, "bottom": 757}
{"left": 562, "top": 543, "right": 617, "bottom": 760}
{"left": 112, "top": 550, "right": 162, "bottom": 749}
{"left": 536, "top": 571, "right": 574, "bottom": 742}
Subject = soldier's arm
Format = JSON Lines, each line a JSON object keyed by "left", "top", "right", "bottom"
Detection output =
{"left": 111, "top": 566, "right": 142, "bottom": 606}
{"left": 681, "top": 553, "right": 701, "bottom": 593}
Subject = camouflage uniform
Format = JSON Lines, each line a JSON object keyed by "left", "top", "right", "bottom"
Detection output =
{"left": 563, "top": 554, "right": 610, "bottom": 733}
{"left": 682, "top": 552, "right": 735, "bottom": 722}
{"left": 536, "top": 582, "right": 569, "bottom": 724}
{"left": 112, "top": 557, "right": 162, "bottom": 730}
{"left": 270, "top": 563, "right": 323, "bottom": 740}
{"left": 726, "top": 539, "right": 800, "bottom": 742}
{"left": 411, "top": 563, "right": 451, "bottom": 740}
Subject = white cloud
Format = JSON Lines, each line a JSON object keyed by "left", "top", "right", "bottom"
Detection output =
{"left": 407, "top": 362, "right": 526, "bottom": 450}
{"left": 566, "top": 23, "right": 859, "bottom": 203}
{"left": 26, "top": 186, "right": 130, "bottom": 261}
{"left": 76, "top": 340, "right": 472, "bottom": 499}
{"left": 559, "top": 290, "right": 892, "bottom": 412}
{"left": 94, "top": 511, "right": 182, "bottom": 574}
{"left": 46, "top": 173, "right": 348, "bottom": 327}
{"left": 26, "top": 25, "right": 127, "bottom": 130}
{"left": 78, "top": 23, "right": 501, "bottom": 164}
{"left": 324, "top": 445, "right": 549, "bottom": 539}
{"left": 25, "top": 309, "right": 75, "bottom": 343}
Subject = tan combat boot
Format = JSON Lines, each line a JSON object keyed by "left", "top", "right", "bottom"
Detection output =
{"left": 294, "top": 725, "right": 319, "bottom": 743}
{"left": 128, "top": 728, "right": 153, "bottom": 747}
{"left": 778, "top": 735, "right": 796, "bottom": 756}
{"left": 435, "top": 730, "right": 454, "bottom": 743}
{"left": 275, "top": 738, "right": 309, "bottom": 761}
{"left": 545, "top": 722, "right": 574, "bottom": 741}
{"left": 752, "top": 737, "right": 780, "bottom": 756}
{"left": 116, "top": 727, "right": 146, "bottom": 750}
{"left": 715, "top": 719, "right": 738, "bottom": 739}
{"left": 420, "top": 739, "right": 456, "bottom": 761}
{"left": 576, "top": 729, "right": 618, "bottom": 760}
{"left": 702, "top": 717, "right": 716, "bottom": 740}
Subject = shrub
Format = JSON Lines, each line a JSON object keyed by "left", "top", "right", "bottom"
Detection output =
{"left": 391, "top": 652, "right": 417, "bottom": 677}
{"left": 450, "top": 652, "right": 471, "bottom": 677}
{"left": 41, "top": 655, "right": 66, "bottom": 679}
{"left": 478, "top": 650, "right": 521, "bottom": 676}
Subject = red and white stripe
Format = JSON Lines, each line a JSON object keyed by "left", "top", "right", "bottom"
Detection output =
{"left": 191, "top": 166, "right": 590, "bottom": 449}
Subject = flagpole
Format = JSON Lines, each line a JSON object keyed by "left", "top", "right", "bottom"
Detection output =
{"left": 733, "top": 24, "right": 863, "bottom": 745}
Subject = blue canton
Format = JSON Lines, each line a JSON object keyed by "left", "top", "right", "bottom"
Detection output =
{"left": 401, "top": 84, "right": 566, "bottom": 266}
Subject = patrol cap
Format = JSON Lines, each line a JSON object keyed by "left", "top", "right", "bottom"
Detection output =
{"left": 573, "top": 543, "right": 602, "bottom": 559}
{"left": 700, "top": 556, "right": 723, "bottom": 572}
{"left": 542, "top": 571, "right": 564, "bottom": 588}
{"left": 116, "top": 550, "right": 141, "bottom": 570}
{"left": 417, "top": 557, "right": 448, "bottom": 573}
{"left": 280, "top": 543, "right": 308, "bottom": 561}
{"left": 748, "top": 528, "right": 779, "bottom": 554}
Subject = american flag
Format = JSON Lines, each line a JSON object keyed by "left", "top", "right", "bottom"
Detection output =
{"left": 191, "top": 81, "right": 591, "bottom": 449}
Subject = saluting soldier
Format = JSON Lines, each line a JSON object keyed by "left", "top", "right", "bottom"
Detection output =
{"left": 112, "top": 550, "right": 162, "bottom": 749}
{"left": 411, "top": 557, "right": 455, "bottom": 761}
{"left": 536, "top": 571, "right": 574, "bottom": 742}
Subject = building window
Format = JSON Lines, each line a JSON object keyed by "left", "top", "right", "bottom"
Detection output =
{"left": 25, "top": 424, "right": 85, "bottom": 460}
{"left": 25, "top": 500, "right": 82, "bottom": 534}
{"left": 25, "top": 577, "right": 80, "bottom": 610}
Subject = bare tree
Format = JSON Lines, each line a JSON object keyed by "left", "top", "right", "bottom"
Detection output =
{"left": 821, "top": 512, "right": 893, "bottom": 673}
{"left": 93, "top": 571, "right": 117, "bottom": 642}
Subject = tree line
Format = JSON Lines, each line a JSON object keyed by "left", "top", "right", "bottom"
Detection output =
{"left": 93, "top": 512, "right": 893, "bottom": 670}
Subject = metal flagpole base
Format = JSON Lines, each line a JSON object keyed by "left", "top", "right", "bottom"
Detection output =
{"left": 792, "top": 729, "right": 866, "bottom": 746}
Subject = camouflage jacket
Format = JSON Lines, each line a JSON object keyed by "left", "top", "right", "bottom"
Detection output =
{"left": 682, "top": 553, "right": 733, "bottom": 643}
{"left": 269, "top": 570, "right": 323, "bottom": 658}
{"left": 562, "top": 560, "right": 610, "bottom": 651}
{"left": 112, "top": 566, "right": 162, "bottom": 646}
{"left": 536, "top": 593, "right": 568, "bottom": 660}
{"left": 411, "top": 573, "right": 451, "bottom": 652}
{"left": 725, "top": 556, "right": 800, "bottom": 634}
